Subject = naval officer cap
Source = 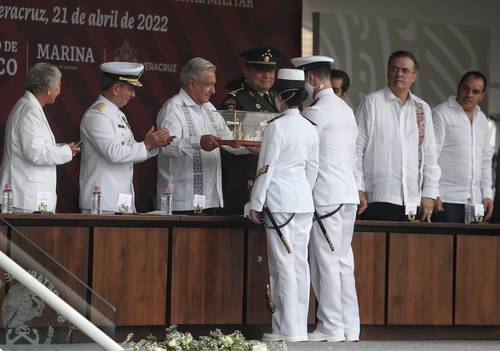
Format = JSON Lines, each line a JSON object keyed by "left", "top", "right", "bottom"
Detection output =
{"left": 100, "top": 61, "right": 144, "bottom": 88}
{"left": 274, "top": 68, "right": 305, "bottom": 94}
{"left": 291, "top": 55, "right": 334, "bottom": 72}
{"left": 240, "top": 47, "right": 281, "bottom": 70}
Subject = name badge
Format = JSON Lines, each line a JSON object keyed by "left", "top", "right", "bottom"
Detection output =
{"left": 405, "top": 204, "right": 418, "bottom": 222}
{"left": 243, "top": 202, "right": 251, "bottom": 217}
{"left": 193, "top": 194, "right": 206, "bottom": 213}
{"left": 474, "top": 203, "right": 485, "bottom": 222}
{"left": 36, "top": 192, "right": 51, "bottom": 212}
{"left": 117, "top": 193, "right": 133, "bottom": 213}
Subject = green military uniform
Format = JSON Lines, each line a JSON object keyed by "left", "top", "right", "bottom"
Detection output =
{"left": 223, "top": 80, "right": 278, "bottom": 113}
{"left": 220, "top": 47, "right": 281, "bottom": 215}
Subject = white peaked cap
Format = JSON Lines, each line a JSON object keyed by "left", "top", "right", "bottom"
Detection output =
{"left": 277, "top": 68, "right": 305, "bottom": 81}
{"left": 100, "top": 62, "right": 144, "bottom": 75}
{"left": 290, "top": 55, "right": 334, "bottom": 69}
{"left": 100, "top": 62, "right": 144, "bottom": 87}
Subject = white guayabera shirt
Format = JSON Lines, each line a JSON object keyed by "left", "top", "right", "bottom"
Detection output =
{"left": 433, "top": 96, "right": 493, "bottom": 204}
{"left": 355, "top": 86, "right": 441, "bottom": 206}
{"left": 157, "top": 89, "right": 248, "bottom": 211}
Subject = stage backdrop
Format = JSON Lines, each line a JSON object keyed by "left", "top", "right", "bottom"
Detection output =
{"left": 0, "top": 0, "right": 302, "bottom": 212}
{"left": 313, "top": 12, "right": 490, "bottom": 110}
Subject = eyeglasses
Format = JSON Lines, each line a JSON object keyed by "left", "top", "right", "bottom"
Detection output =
{"left": 389, "top": 66, "right": 414, "bottom": 76}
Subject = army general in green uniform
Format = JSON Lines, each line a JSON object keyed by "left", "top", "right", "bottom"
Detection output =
{"left": 220, "top": 47, "right": 281, "bottom": 214}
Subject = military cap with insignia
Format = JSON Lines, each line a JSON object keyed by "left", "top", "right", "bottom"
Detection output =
{"left": 240, "top": 47, "right": 281, "bottom": 70}
{"left": 291, "top": 55, "right": 334, "bottom": 72}
{"left": 100, "top": 61, "right": 144, "bottom": 88}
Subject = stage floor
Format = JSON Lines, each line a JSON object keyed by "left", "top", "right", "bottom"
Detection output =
{"left": 2, "top": 340, "right": 500, "bottom": 351}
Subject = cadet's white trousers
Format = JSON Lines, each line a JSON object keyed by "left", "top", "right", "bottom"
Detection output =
{"left": 309, "top": 203, "right": 360, "bottom": 339}
{"left": 265, "top": 212, "right": 313, "bottom": 338}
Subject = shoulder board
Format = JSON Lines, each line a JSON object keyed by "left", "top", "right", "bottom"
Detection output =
{"left": 92, "top": 103, "right": 106, "bottom": 112}
{"left": 228, "top": 86, "right": 245, "bottom": 96}
{"left": 301, "top": 115, "right": 317, "bottom": 126}
{"left": 308, "top": 99, "right": 319, "bottom": 107}
{"left": 267, "top": 113, "right": 285, "bottom": 123}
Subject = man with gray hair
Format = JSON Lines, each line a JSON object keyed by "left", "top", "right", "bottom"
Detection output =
{"left": 157, "top": 57, "right": 245, "bottom": 213}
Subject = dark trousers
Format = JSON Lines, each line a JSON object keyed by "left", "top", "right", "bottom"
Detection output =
{"left": 358, "top": 202, "right": 408, "bottom": 221}
{"left": 173, "top": 208, "right": 223, "bottom": 216}
{"left": 431, "top": 203, "right": 465, "bottom": 223}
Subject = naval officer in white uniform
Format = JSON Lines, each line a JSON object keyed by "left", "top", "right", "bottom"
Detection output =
{"left": 292, "top": 56, "right": 360, "bottom": 342}
{"left": 80, "top": 62, "right": 172, "bottom": 213}
{"left": 249, "top": 68, "right": 319, "bottom": 342}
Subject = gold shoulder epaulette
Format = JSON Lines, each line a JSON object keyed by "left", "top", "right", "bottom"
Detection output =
{"left": 256, "top": 165, "right": 269, "bottom": 177}
{"left": 228, "top": 86, "right": 245, "bottom": 96}
{"left": 92, "top": 103, "right": 106, "bottom": 112}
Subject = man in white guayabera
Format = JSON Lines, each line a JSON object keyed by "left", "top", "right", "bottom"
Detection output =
{"left": 156, "top": 57, "right": 249, "bottom": 214}
{"left": 355, "top": 50, "right": 441, "bottom": 222}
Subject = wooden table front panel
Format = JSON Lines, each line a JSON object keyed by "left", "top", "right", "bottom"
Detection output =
{"left": 352, "top": 232, "right": 387, "bottom": 325}
{"left": 455, "top": 235, "right": 500, "bottom": 325}
{"left": 387, "top": 233, "right": 453, "bottom": 325}
{"left": 92, "top": 227, "right": 168, "bottom": 326}
{"left": 246, "top": 228, "right": 272, "bottom": 324}
{"left": 170, "top": 227, "right": 244, "bottom": 324}
{"left": 0, "top": 226, "right": 7, "bottom": 305}
{"left": 10, "top": 226, "right": 90, "bottom": 327}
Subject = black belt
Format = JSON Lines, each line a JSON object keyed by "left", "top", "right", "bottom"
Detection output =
{"left": 313, "top": 204, "right": 344, "bottom": 252}
{"left": 263, "top": 207, "right": 292, "bottom": 254}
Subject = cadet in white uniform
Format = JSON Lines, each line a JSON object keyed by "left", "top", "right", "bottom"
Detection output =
{"left": 292, "top": 56, "right": 360, "bottom": 342}
{"left": 249, "top": 69, "right": 319, "bottom": 342}
{"left": 0, "top": 63, "right": 79, "bottom": 212}
{"left": 80, "top": 62, "right": 172, "bottom": 213}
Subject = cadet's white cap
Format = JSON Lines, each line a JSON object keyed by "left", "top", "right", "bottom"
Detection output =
{"left": 100, "top": 61, "right": 144, "bottom": 87}
{"left": 291, "top": 55, "right": 334, "bottom": 71}
{"left": 274, "top": 68, "right": 305, "bottom": 94}
{"left": 277, "top": 68, "right": 304, "bottom": 81}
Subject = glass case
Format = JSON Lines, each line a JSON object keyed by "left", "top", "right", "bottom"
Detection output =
{"left": 215, "top": 110, "right": 278, "bottom": 147}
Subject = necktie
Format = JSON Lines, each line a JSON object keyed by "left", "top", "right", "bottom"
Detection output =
{"left": 263, "top": 93, "right": 274, "bottom": 107}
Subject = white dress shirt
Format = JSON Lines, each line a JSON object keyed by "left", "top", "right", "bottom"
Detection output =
{"left": 157, "top": 89, "right": 246, "bottom": 211}
{"left": 80, "top": 95, "right": 157, "bottom": 213}
{"left": 302, "top": 88, "right": 359, "bottom": 206}
{"left": 355, "top": 87, "right": 440, "bottom": 206}
{"left": 250, "top": 108, "right": 319, "bottom": 213}
{"left": 433, "top": 96, "right": 493, "bottom": 203}
{"left": 0, "top": 91, "right": 72, "bottom": 211}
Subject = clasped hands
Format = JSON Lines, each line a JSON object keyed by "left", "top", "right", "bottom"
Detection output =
{"left": 144, "top": 126, "right": 175, "bottom": 150}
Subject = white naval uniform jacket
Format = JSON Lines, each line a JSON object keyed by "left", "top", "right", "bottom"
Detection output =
{"left": 0, "top": 91, "right": 72, "bottom": 212}
{"left": 355, "top": 87, "right": 441, "bottom": 206}
{"left": 302, "top": 88, "right": 359, "bottom": 206}
{"left": 79, "top": 95, "right": 157, "bottom": 213}
{"left": 250, "top": 108, "right": 319, "bottom": 213}
{"left": 433, "top": 96, "right": 493, "bottom": 203}
{"left": 156, "top": 89, "right": 247, "bottom": 211}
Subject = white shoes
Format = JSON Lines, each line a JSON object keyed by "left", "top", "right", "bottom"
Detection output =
{"left": 262, "top": 333, "right": 308, "bottom": 342}
{"left": 345, "top": 335, "right": 360, "bottom": 342}
{"left": 263, "top": 331, "right": 358, "bottom": 343}
{"left": 307, "top": 330, "right": 346, "bottom": 342}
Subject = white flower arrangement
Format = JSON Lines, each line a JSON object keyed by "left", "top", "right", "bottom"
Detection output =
{"left": 122, "top": 326, "right": 271, "bottom": 351}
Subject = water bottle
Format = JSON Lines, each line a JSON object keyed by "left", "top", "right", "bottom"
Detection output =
{"left": 160, "top": 186, "right": 172, "bottom": 215}
{"left": 2, "top": 183, "right": 13, "bottom": 214}
{"left": 91, "top": 185, "right": 102, "bottom": 215}
{"left": 464, "top": 200, "right": 474, "bottom": 224}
